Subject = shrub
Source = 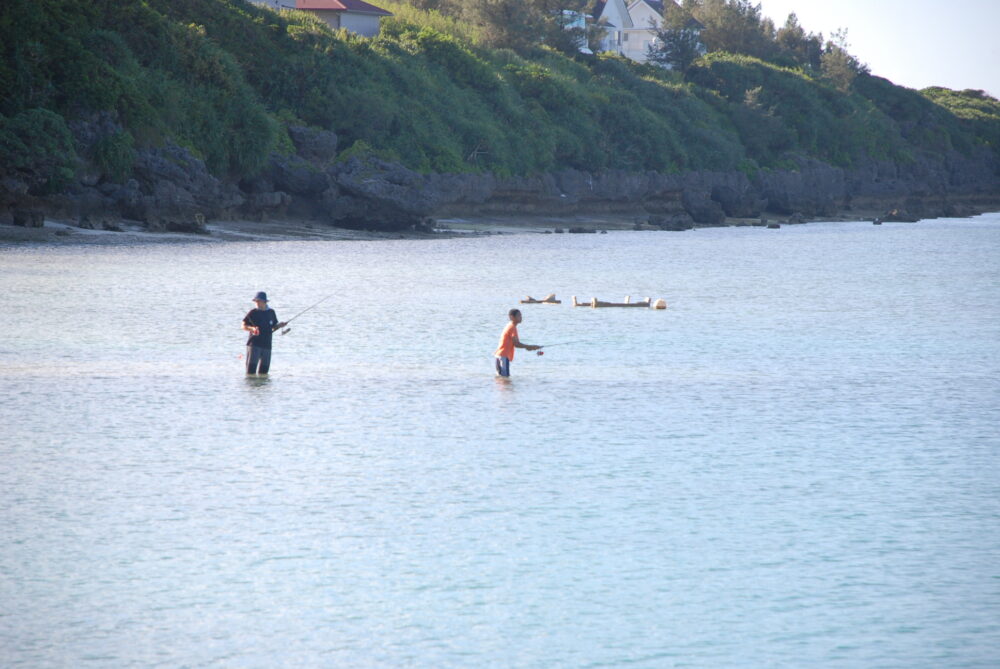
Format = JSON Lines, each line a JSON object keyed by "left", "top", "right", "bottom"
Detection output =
{"left": 1, "top": 0, "right": 996, "bottom": 189}
{"left": 0, "top": 108, "right": 78, "bottom": 192}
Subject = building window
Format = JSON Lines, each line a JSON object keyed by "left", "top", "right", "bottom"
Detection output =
{"left": 623, "top": 33, "right": 629, "bottom": 42}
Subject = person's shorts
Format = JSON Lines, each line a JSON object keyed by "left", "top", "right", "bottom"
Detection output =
{"left": 246, "top": 345, "right": 272, "bottom": 374}
{"left": 494, "top": 356, "right": 510, "bottom": 377}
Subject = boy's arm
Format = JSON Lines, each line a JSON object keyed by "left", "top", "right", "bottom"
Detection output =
{"left": 512, "top": 334, "right": 540, "bottom": 351}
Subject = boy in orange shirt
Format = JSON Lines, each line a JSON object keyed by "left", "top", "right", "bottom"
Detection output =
{"left": 494, "top": 308, "right": 541, "bottom": 377}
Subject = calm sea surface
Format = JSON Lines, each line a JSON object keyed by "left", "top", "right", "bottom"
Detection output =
{"left": 2, "top": 216, "right": 1000, "bottom": 667}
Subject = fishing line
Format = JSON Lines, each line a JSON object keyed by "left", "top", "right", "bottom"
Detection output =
{"left": 279, "top": 294, "right": 334, "bottom": 335}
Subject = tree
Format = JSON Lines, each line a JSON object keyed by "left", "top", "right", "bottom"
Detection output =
{"left": 687, "top": 0, "right": 777, "bottom": 61}
{"left": 646, "top": 3, "right": 704, "bottom": 72}
{"left": 0, "top": 109, "right": 78, "bottom": 193}
{"left": 461, "top": 0, "right": 538, "bottom": 51}
{"left": 821, "top": 28, "right": 868, "bottom": 92}
{"left": 404, "top": 0, "right": 453, "bottom": 9}
{"left": 775, "top": 13, "right": 822, "bottom": 71}
{"left": 536, "top": 0, "right": 591, "bottom": 55}
{"left": 460, "top": 0, "right": 590, "bottom": 54}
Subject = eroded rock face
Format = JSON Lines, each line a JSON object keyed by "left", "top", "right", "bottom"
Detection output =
{"left": 324, "top": 157, "right": 441, "bottom": 229}
{"left": 710, "top": 180, "right": 766, "bottom": 218}
{"left": 681, "top": 188, "right": 727, "bottom": 224}
{"left": 38, "top": 140, "right": 247, "bottom": 230}
{"left": 126, "top": 143, "right": 243, "bottom": 227}
{"left": 323, "top": 153, "right": 997, "bottom": 227}
{"left": 288, "top": 126, "right": 338, "bottom": 165}
{"left": 3, "top": 118, "right": 998, "bottom": 233}
{"left": 265, "top": 155, "right": 329, "bottom": 198}
{"left": 753, "top": 158, "right": 846, "bottom": 215}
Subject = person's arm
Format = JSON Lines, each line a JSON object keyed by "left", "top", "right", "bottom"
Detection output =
{"left": 242, "top": 315, "right": 259, "bottom": 335}
{"left": 512, "top": 334, "right": 540, "bottom": 351}
{"left": 270, "top": 311, "right": 287, "bottom": 332}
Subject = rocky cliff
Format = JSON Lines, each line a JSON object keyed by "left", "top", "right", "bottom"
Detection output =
{"left": 3, "top": 118, "right": 998, "bottom": 233}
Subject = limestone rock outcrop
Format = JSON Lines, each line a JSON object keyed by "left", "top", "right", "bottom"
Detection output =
{"left": 3, "top": 119, "right": 998, "bottom": 233}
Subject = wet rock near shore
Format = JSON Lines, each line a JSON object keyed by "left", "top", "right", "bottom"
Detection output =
{"left": 881, "top": 209, "right": 920, "bottom": 223}
{"left": 76, "top": 214, "right": 122, "bottom": 231}
{"left": 648, "top": 212, "right": 696, "bottom": 231}
{"left": 681, "top": 188, "right": 727, "bottom": 225}
{"left": 12, "top": 208, "right": 44, "bottom": 227}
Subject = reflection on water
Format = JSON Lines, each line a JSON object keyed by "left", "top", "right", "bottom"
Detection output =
{"left": 492, "top": 374, "right": 515, "bottom": 393}
{"left": 2, "top": 216, "right": 1000, "bottom": 667}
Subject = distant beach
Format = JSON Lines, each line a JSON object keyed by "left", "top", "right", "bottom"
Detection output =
{"left": 0, "top": 206, "right": 963, "bottom": 246}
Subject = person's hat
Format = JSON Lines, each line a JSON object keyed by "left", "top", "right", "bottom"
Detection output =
{"left": 253, "top": 291, "right": 268, "bottom": 302}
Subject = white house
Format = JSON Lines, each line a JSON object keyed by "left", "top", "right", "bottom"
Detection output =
{"left": 248, "top": 0, "right": 392, "bottom": 38}
{"left": 593, "top": 0, "right": 632, "bottom": 54}
{"left": 594, "top": 0, "right": 703, "bottom": 65}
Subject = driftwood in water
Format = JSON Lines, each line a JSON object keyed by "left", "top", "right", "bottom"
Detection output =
{"left": 520, "top": 293, "right": 562, "bottom": 304}
{"left": 572, "top": 296, "right": 666, "bottom": 309}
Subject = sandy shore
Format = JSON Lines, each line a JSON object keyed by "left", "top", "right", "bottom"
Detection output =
{"left": 0, "top": 218, "right": 453, "bottom": 246}
{"left": 1, "top": 215, "right": 629, "bottom": 245}
{"left": 0, "top": 209, "right": 942, "bottom": 246}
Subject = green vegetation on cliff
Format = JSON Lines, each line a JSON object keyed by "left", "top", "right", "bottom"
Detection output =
{"left": 2, "top": 0, "right": 999, "bottom": 193}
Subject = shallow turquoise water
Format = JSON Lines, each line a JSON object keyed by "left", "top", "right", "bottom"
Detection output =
{"left": 2, "top": 216, "right": 1000, "bottom": 667}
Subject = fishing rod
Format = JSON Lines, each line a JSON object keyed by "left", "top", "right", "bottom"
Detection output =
{"left": 279, "top": 295, "right": 333, "bottom": 335}
{"left": 539, "top": 340, "right": 588, "bottom": 347}
{"left": 533, "top": 340, "right": 589, "bottom": 356}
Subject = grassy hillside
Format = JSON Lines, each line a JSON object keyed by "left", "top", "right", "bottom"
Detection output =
{"left": 2, "top": 0, "right": 998, "bottom": 195}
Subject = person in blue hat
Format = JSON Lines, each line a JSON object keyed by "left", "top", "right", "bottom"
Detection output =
{"left": 242, "top": 292, "right": 287, "bottom": 374}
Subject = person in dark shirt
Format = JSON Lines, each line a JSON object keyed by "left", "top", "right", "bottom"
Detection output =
{"left": 242, "top": 291, "right": 287, "bottom": 375}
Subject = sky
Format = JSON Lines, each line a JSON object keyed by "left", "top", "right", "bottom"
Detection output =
{"left": 755, "top": 0, "right": 1000, "bottom": 97}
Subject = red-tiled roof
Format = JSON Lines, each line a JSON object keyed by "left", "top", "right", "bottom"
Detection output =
{"left": 295, "top": 0, "right": 392, "bottom": 15}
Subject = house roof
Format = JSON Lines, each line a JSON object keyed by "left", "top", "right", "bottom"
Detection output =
{"left": 595, "top": 0, "right": 633, "bottom": 28}
{"left": 628, "top": 0, "right": 704, "bottom": 30}
{"left": 592, "top": 0, "right": 615, "bottom": 27}
{"left": 295, "top": 0, "right": 392, "bottom": 16}
{"left": 642, "top": 0, "right": 665, "bottom": 14}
